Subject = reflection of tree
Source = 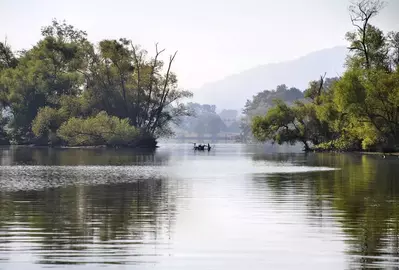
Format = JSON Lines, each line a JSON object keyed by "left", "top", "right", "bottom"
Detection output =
{"left": 0, "top": 175, "right": 175, "bottom": 264}
{"left": 252, "top": 153, "right": 399, "bottom": 268}
{"left": 0, "top": 146, "right": 169, "bottom": 166}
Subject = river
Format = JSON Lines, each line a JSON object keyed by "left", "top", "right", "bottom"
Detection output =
{"left": 0, "top": 144, "right": 398, "bottom": 269}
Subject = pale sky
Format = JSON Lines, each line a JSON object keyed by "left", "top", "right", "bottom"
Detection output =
{"left": 1, "top": 0, "right": 398, "bottom": 90}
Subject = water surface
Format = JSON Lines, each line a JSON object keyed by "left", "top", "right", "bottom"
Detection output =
{"left": 0, "top": 144, "right": 398, "bottom": 269}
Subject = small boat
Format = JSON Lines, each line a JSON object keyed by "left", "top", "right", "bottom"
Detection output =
{"left": 193, "top": 143, "right": 211, "bottom": 151}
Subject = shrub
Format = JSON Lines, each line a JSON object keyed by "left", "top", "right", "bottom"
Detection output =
{"left": 57, "top": 111, "right": 139, "bottom": 146}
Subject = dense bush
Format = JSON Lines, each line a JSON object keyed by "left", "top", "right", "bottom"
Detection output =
{"left": 57, "top": 111, "right": 139, "bottom": 147}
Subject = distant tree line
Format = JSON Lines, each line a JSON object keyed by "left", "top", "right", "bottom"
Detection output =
{"left": 0, "top": 20, "right": 191, "bottom": 147}
{"left": 176, "top": 103, "right": 240, "bottom": 139}
{"left": 251, "top": 0, "right": 399, "bottom": 152}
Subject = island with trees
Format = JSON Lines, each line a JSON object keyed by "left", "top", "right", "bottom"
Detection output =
{"left": 251, "top": 0, "right": 399, "bottom": 153}
{"left": 0, "top": 21, "right": 192, "bottom": 148}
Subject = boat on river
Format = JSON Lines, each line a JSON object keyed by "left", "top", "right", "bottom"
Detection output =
{"left": 193, "top": 143, "right": 211, "bottom": 151}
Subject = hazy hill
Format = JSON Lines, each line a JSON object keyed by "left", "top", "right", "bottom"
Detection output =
{"left": 192, "top": 46, "right": 347, "bottom": 110}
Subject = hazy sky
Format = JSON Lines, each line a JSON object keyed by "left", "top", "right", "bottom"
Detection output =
{"left": 1, "top": 0, "right": 398, "bottom": 90}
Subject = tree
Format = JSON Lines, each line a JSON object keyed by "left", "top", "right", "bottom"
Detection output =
{"left": 334, "top": 68, "right": 399, "bottom": 149}
{"left": 347, "top": 0, "right": 387, "bottom": 69}
{"left": 251, "top": 0, "right": 399, "bottom": 152}
{"left": 252, "top": 100, "right": 313, "bottom": 151}
{"left": 241, "top": 85, "right": 304, "bottom": 142}
{"left": 336, "top": 0, "right": 399, "bottom": 150}
{"left": 0, "top": 40, "right": 18, "bottom": 70}
{"left": 0, "top": 19, "right": 191, "bottom": 147}
{"left": 0, "top": 20, "right": 89, "bottom": 143}
{"left": 32, "top": 107, "right": 67, "bottom": 145}
{"left": 84, "top": 39, "right": 192, "bottom": 138}
{"left": 388, "top": 31, "right": 399, "bottom": 69}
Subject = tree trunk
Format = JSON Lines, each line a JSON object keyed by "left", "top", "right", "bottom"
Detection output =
{"left": 303, "top": 140, "right": 310, "bottom": 152}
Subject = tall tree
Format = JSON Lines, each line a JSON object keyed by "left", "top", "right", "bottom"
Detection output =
{"left": 346, "top": 0, "right": 387, "bottom": 69}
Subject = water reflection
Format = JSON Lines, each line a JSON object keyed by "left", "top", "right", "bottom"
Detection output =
{"left": 0, "top": 180, "right": 177, "bottom": 265}
{"left": 0, "top": 145, "right": 399, "bottom": 269}
{"left": 252, "top": 153, "right": 399, "bottom": 269}
{"left": 0, "top": 147, "right": 177, "bottom": 265}
{"left": 0, "top": 146, "right": 168, "bottom": 166}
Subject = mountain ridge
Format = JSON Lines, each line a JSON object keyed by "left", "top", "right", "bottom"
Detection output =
{"left": 192, "top": 46, "right": 348, "bottom": 110}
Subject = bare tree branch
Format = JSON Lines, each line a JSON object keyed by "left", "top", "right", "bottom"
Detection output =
{"left": 149, "top": 51, "right": 178, "bottom": 133}
{"left": 143, "top": 42, "right": 165, "bottom": 126}
{"left": 348, "top": 0, "right": 386, "bottom": 68}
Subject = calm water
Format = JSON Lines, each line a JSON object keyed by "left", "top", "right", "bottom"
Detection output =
{"left": 0, "top": 144, "right": 399, "bottom": 269}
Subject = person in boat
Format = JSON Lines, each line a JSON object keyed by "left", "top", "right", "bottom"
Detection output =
{"left": 194, "top": 143, "right": 201, "bottom": 150}
{"left": 193, "top": 143, "right": 211, "bottom": 151}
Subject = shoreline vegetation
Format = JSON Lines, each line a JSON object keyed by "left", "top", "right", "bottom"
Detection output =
{"left": 251, "top": 0, "right": 399, "bottom": 154}
{"left": 0, "top": 21, "right": 192, "bottom": 149}
{"left": 310, "top": 148, "right": 399, "bottom": 155}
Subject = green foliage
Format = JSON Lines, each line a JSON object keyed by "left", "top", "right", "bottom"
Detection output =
{"left": 241, "top": 85, "right": 304, "bottom": 142}
{"left": 243, "top": 84, "right": 304, "bottom": 115}
{"left": 0, "top": 41, "right": 18, "bottom": 70}
{"left": 334, "top": 68, "right": 399, "bottom": 149}
{"left": 252, "top": 100, "right": 311, "bottom": 150}
{"left": 313, "top": 135, "right": 360, "bottom": 151}
{"left": 58, "top": 111, "right": 138, "bottom": 146}
{"left": 32, "top": 107, "right": 67, "bottom": 145}
{"left": 251, "top": 0, "right": 399, "bottom": 152}
{"left": 0, "top": 19, "right": 191, "bottom": 147}
{"left": 85, "top": 38, "right": 192, "bottom": 135}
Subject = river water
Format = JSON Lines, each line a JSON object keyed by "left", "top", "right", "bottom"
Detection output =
{"left": 0, "top": 144, "right": 398, "bottom": 269}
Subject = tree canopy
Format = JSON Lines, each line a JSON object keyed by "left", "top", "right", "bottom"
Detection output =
{"left": 240, "top": 85, "right": 304, "bottom": 142}
{"left": 251, "top": 0, "right": 399, "bottom": 152}
{"left": 0, "top": 20, "right": 191, "bottom": 147}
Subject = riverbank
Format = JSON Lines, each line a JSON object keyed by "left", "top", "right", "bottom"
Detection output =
{"left": 309, "top": 148, "right": 399, "bottom": 156}
{"left": 0, "top": 140, "right": 159, "bottom": 150}
{"left": 357, "top": 151, "right": 399, "bottom": 156}
{"left": 0, "top": 133, "right": 160, "bottom": 149}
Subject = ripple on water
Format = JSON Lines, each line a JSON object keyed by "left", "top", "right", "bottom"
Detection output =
{"left": 0, "top": 161, "right": 338, "bottom": 192}
{"left": 0, "top": 165, "right": 167, "bottom": 191}
{"left": 0, "top": 146, "right": 398, "bottom": 269}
